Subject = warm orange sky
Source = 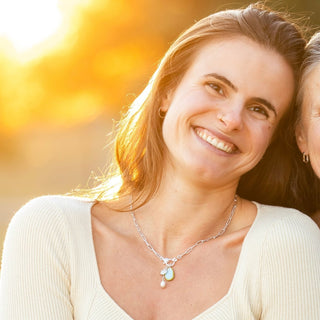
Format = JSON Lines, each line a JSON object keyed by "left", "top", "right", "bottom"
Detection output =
{"left": 0, "top": 0, "right": 318, "bottom": 134}
{"left": 0, "top": 0, "right": 178, "bottom": 133}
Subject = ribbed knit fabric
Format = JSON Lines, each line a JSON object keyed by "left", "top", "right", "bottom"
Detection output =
{"left": 0, "top": 196, "right": 320, "bottom": 319}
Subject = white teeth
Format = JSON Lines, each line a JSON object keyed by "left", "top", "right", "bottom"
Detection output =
{"left": 195, "top": 128, "right": 235, "bottom": 153}
{"left": 217, "top": 142, "right": 224, "bottom": 150}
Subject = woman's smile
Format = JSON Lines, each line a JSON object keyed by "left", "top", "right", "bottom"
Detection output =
{"left": 194, "top": 127, "right": 238, "bottom": 154}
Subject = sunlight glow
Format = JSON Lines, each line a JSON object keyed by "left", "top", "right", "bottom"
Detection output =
{"left": 0, "top": 0, "right": 62, "bottom": 52}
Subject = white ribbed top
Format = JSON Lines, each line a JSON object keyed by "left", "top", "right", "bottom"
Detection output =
{"left": 1, "top": 196, "right": 320, "bottom": 319}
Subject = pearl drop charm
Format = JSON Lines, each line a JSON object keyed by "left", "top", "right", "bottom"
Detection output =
{"left": 160, "top": 279, "right": 166, "bottom": 288}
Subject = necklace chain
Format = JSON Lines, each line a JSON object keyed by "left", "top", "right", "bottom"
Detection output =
{"left": 130, "top": 195, "right": 238, "bottom": 288}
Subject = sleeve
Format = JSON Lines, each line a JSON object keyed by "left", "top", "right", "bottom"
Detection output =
{"left": 0, "top": 197, "right": 74, "bottom": 320}
{"left": 261, "top": 213, "right": 320, "bottom": 319}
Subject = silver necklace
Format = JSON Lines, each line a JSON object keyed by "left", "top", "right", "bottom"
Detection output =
{"left": 130, "top": 195, "right": 238, "bottom": 289}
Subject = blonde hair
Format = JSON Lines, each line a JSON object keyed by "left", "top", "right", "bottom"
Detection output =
{"left": 297, "top": 32, "right": 320, "bottom": 118}
{"left": 289, "top": 32, "right": 320, "bottom": 215}
{"left": 83, "top": 3, "right": 305, "bottom": 210}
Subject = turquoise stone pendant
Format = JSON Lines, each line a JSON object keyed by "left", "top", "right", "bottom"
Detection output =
{"left": 160, "top": 267, "right": 175, "bottom": 288}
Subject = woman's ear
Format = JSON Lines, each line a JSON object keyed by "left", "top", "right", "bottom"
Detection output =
{"left": 295, "top": 123, "right": 308, "bottom": 154}
{"left": 160, "top": 90, "right": 173, "bottom": 112}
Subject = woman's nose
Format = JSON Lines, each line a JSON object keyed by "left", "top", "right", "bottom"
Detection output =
{"left": 217, "top": 107, "right": 243, "bottom": 131}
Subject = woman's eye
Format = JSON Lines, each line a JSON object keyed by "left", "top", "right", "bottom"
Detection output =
{"left": 249, "top": 105, "right": 269, "bottom": 119}
{"left": 206, "top": 82, "right": 224, "bottom": 96}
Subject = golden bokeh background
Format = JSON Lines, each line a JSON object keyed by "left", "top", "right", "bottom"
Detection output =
{"left": 1, "top": 0, "right": 320, "bottom": 256}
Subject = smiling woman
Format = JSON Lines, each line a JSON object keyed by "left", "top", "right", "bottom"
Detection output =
{"left": 0, "top": 0, "right": 62, "bottom": 52}
{"left": 160, "top": 37, "right": 294, "bottom": 186}
{"left": 1, "top": 3, "right": 320, "bottom": 320}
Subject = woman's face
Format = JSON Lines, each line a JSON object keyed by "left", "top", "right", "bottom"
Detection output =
{"left": 161, "top": 36, "right": 295, "bottom": 186}
{"left": 296, "top": 64, "right": 320, "bottom": 178}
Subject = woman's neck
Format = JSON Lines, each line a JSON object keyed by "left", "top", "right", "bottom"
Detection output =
{"left": 132, "top": 173, "right": 240, "bottom": 258}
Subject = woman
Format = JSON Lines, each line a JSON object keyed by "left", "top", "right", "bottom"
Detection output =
{"left": 295, "top": 32, "right": 320, "bottom": 226}
{"left": 1, "top": 3, "right": 320, "bottom": 319}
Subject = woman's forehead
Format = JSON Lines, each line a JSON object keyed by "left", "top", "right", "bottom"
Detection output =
{"left": 302, "top": 65, "right": 320, "bottom": 111}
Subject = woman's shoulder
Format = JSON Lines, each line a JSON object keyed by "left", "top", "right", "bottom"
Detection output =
{"left": 250, "top": 206, "right": 320, "bottom": 319}
{"left": 240, "top": 203, "right": 320, "bottom": 268}
{"left": 19, "top": 194, "right": 94, "bottom": 210}
{"left": 0, "top": 196, "right": 96, "bottom": 319}
{"left": 254, "top": 203, "right": 320, "bottom": 247}
{"left": 8, "top": 195, "right": 95, "bottom": 237}
{"left": 15, "top": 194, "right": 94, "bottom": 216}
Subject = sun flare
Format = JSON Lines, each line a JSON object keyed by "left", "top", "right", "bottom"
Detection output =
{"left": 0, "top": 0, "right": 62, "bottom": 52}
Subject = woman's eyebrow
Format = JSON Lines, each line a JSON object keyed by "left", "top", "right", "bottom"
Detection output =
{"left": 204, "top": 73, "right": 238, "bottom": 91}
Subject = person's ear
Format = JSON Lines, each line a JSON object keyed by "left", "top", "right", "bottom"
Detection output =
{"left": 160, "top": 90, "right": 173, "bottom": 113}
{"left": 295, "top": 122, "right": 308, "bottom": 154}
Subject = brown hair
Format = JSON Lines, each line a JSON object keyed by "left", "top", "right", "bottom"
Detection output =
{"left": 287, "top": 33, "right": 320, "bottom": 215}
{"left": 85, "top": 3, "right": 306, "bottom": 210}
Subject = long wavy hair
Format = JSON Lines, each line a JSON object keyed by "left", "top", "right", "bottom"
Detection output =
{"left": 80, "top": 3, "right": 306, "bottom": 210}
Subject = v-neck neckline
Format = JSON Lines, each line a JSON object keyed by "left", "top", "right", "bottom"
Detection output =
{"left": 86, "top": 200, "right": 262, "bottom": 319}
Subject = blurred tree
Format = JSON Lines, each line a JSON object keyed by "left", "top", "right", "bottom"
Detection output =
{"left": 0, "top": 0, "right": 319, "bottom": 136}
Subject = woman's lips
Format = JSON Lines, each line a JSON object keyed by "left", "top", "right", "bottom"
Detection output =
{"left": 194, "top": 127, "right": 238, "bottom": 154}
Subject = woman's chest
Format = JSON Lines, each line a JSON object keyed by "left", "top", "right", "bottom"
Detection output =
{"left": 94, "top": 236, "right": 245, "bottom": 320}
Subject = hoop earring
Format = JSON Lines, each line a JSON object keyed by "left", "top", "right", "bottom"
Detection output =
{"left": 158, "top": 108, "right": 166, "bottom": 119}
{"left": 302, "top": 152, "right": 309, "bottom": 164}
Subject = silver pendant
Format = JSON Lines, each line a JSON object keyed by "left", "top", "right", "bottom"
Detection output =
{"left": 160, "top": 267, "right": 175, "bottom": 288}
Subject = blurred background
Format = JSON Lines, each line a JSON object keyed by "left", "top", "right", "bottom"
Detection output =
{"left": 0, "top": 0, "right": 320, "bottom": 256}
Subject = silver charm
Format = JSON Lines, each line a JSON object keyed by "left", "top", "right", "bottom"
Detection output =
{"left": 160, "top": 266, "right": 175, "bottom": 288}
{"left": 130, "top": 195, "right": 238, "bottom": 289}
